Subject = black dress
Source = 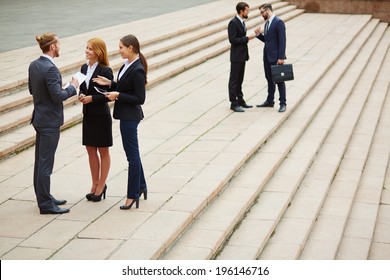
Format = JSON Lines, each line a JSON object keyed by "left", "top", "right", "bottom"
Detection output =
{"left": 80, "top": 63, "right": 114, "bottom": 147}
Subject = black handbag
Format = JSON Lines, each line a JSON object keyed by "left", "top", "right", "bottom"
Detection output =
{"left": 271, "top": 64, "right": 294, "bottom": 83}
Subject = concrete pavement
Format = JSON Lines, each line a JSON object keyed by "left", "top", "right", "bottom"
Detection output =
{"left": 0, "top": 0, "right": 389, "bottom": 261}
{"left": 0, "top": 0, "right": 215, "bottom": 52}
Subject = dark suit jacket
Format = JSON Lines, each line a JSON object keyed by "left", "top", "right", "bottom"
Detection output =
{"left": 257, "top": 16, "right": 286, "bottom": 63}
{"left": 29, "top": 56, "right": 77, "bottom": 127}
{"left": 110, "top": 59, "right": 146, "bottom": 121}
{"left": 80, "top": 64, "right": 113, "bottom": 116}
{"left": 228, "top": 16, "right": 249, "bottom": 62}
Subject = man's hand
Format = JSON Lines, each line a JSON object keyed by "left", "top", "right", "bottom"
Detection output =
{"left": 70, "top": 77, "right": 80, "bottom": 89}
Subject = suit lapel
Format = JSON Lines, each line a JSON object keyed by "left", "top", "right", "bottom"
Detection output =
{"left": 234, "top": 17, "right": 246, "bottom": 33}
{"left": 118, "top": 59, "right": 140, "bottom": 85}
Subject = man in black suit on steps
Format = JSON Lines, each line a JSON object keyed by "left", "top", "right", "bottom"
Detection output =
{"left": 228, "top": 2, "right": 256, "bottom": 112}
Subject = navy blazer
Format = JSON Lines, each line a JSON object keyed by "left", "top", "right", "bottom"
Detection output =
{"left": 110, "top": 59, "right": 146, "bottom": 121}
{"left": 257, "top": 16, "right": 286, "bottom": 63}
{"left": 29, "top": 56, "right": 77, "bottom": 127}
{"left": 80, "top": 63, "right": 113, "bottom": 116}
{"left": 228, "top": 16, "right": 249, "bottom": 62}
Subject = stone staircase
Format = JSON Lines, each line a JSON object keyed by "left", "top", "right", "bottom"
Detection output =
{"left": 0, "top": 0, "right": 389, "bottom": 260}
{"left": 0, "top": 0, "right": 301, "bottom": 161}
{"left": 160, "top": 17, "right": 390, "bottom": 259}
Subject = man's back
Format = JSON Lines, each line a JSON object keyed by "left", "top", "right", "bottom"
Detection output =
{"left": 29, "top": 56, "right": 75, "bottom": 127}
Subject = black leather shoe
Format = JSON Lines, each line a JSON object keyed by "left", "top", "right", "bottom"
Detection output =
{"left": 53, "top": 199, "right": 67, "bottom": 205}
{"left": 278, "top": 105, "right": 286, "bottom": 113}
{"left": 256, "top": 101, "right": 274, "bottom": 108}
{"left": 231, "top": 106, "right": 245, "bottom": 112}
{"left": 40, "top": 205, "right": 70, "bottom": 215}
{"left": 240, "top": 103, "right": 253, "bottom": 108}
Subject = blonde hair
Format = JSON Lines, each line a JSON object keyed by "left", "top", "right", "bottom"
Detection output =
{"left": 36, "top": 32, "right": 58, "bottom": 53}
{"left": 88, "top": 37, "right": 109, "bottom": 66}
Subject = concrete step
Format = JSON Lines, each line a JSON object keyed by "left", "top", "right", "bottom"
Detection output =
{"left": 160, "top": 16, "right": 376, "bottom": 260}
{"left": 337, "top": 86, "right": 390, "bottom": 260}
{"left": 335, "top": 48, "right": 390, "bottom": 259}
{"left": 259, "top": 24, "right": 390, "bottom": 260}
{"left": 368, "top": 118, "right": 390, "bottom": 259}
{"left": 216, "top": 18, "right": 387, "bottom": 260}
{"left": 1, "top": 12, "right": 388, "bottom": 260}
{"left": 32, "top": 13, "right": 369, "bottom": 260}
{"left": 0, "top": 0, "right": 281, "bottom": 98}
{"left": 0, "top": 2, "right": 301, "bottom": 161}
{"left": 0, "top": 0, "right": 277, "bottom": 94}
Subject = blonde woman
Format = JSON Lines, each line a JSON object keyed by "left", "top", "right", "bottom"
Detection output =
{"left": 78, "top": 38, "right": 113, "bottom": 202}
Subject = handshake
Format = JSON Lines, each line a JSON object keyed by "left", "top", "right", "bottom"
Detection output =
{"left": 248, "top": 27, "right": 262, "bottom": 40}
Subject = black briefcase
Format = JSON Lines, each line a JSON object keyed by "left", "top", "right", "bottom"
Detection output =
{"left": 271, "top": 64, "right": 294, "bottom": 83}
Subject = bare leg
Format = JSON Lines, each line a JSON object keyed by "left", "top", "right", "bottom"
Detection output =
{"left": 95, "top": 147, "right": 110, "bottom": 194}
{"left": 86, "top": 146, "right": 99, "bottom": 194}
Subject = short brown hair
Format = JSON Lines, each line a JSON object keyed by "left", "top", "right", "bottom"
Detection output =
{"left": 259, "top": 3, "right": 273, "bottom": 12}
{"left": 236, "top": 2, "right": 249, "bottom": 14}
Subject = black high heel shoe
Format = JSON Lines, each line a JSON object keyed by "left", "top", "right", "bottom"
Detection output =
{"left": 139, "top": 189, "right": 148, "bottom": 200}
{"left": 91, "top": 185, "right": 107, "bottom": 202}
{"left": 120, "top": 199, "right": 139, "bottom": 210}
{"left": 86, "top": 193, "right": 94, "bottom": 201}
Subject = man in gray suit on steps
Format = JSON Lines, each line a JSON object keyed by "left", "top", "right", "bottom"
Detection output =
{"left": 29, "top": 32, "right": 79, "bottom": 214}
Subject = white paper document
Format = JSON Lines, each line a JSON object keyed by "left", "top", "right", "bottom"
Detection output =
{"left": 94, "top": 86, "right": 107, "bottom": 95}
{"left": 64, "top": 71, "right": 87, "bottom": 89}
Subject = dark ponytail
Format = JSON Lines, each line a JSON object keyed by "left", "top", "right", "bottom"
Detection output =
{"left": 120, "top": 34, "right": 148, "bottom": 84}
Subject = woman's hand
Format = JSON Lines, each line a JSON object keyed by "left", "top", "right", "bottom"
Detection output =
{"left": 105, "top": 91, "right": 119, "bottom": 101}
{"left": 92, "top": 75, "right": 111, "bottom": 86}
{"left": 78, "top": 94, "right": 93, "bottom": 104}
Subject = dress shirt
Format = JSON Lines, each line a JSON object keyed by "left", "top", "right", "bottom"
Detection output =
{"left": 267, "top": 15, "right": 276, "bottom": 29}
{"left": 84, "top": 61, "right": 98, "bottom": 89}
{"left": 118, "top": 56, "right": 139, "bottom": 81}
{"left": 41, "top": 54, "right": 55, "bottom": 65}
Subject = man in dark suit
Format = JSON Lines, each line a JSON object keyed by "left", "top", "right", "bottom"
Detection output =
{"left": 29, "top": 32, "right": 79, "bottom": 214}
{"left": 256, "top": 3, "right": 287, "bottom": 113}
{"left": 228, "top": 2, "right": 256, "bottom": 112}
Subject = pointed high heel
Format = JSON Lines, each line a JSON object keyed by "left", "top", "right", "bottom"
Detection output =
{"left": 120, "top": 199, "right": 139, "bottom": 210}
{"left": 139, "top": 189, "right": 148, "bottom": 200}
{"left": 91, "top": 185, "right": 107, "bottom": 202}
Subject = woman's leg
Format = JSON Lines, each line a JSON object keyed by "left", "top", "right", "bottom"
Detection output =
{"left": 120, "top": 120, "right": 141, "bottom": 202}
{"left": 86, "top": 146, "right": 99, "bottom": 194}
{"left": 97, "top": 147, "right": 110, "bottom": 191}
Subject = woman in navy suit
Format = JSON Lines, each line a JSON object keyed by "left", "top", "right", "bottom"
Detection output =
{"left": 93, "top": 34, "right": 148, "bottom": 210}
{"left": 78, "top": 38, "right": 113, "bottom": 202}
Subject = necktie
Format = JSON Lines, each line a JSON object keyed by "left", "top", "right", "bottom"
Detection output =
{"left": 242, "top": 21, "right": 246, "bottom": 32}
{"left": 264, "top": 21, "right": 269, "bottom": 35}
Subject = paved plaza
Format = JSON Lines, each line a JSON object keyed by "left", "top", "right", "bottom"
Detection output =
{"left": 0, "top": 0, "right": 389, "bottom": 263}
{"left": 0, "top": 0, "right": 214, "bottom": 52}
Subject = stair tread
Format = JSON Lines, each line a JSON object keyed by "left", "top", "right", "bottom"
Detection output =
{"left": 216, "top": 20, "right": 387, "bottom": 260}
{"left": 161, "top": 15, "right": 374, "bottom": 260}
{"left": 0, "top": 2, "right": 389, "bottom": 260}
{"left": 337, "top": 51, "right": 390, "bottom": 260}
{"left": 298, "top": 24, "right": 390, "bottom": 260}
